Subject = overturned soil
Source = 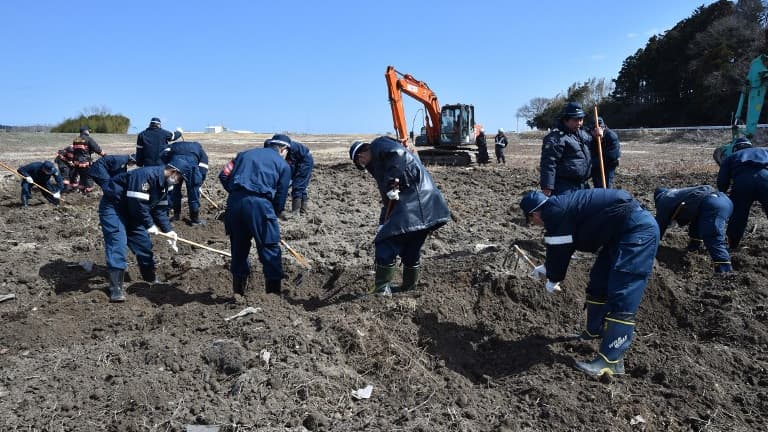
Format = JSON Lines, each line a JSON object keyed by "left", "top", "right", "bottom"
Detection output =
{"left": 1, "top": 131, "right": 767, "bottom": 431}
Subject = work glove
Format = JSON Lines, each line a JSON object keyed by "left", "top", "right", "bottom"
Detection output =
{"left": 545, "top": 280, "right": 562, "bottom": 294}
{"left": 176, "top": 127, "right": 184, "bottom": 134}
{"left": 386, "top": 189, "right": 400, "bottom": 201}
{"left": 530, "top": 264, "right": 546, "bottom": 280}
{"left": 376, "top": 224, "right": 383, "bottom": 235}
{"left": 52, "top": 191, "right": 61, "bottom": 199}
{"left": 147, "top": 225, "right": 160, "bottom": 235}
{"left": 166, "top": 230, "right": 179, "bottom": 253}
{"left": 25, "top": 176, "right": 34, "bottom": 184}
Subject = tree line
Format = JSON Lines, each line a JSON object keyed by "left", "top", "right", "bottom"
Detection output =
{"left": 50, "top": 106, "right": 130, "bottom": 134}
{"left": 518, "top": 0, "right": 768, "bottom": 130}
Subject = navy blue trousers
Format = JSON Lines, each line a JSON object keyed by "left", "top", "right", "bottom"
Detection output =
{"left": 225, "top": 194, "right": 283, "bottom": 281}
{"left": 375, "top": 230, "right": 429, "bottom": 267}
{"left": 689, "top": 192, "right": 732, "bottom": 265}
{"left": 98, "top": 199, "right": 155, "bottom": 270}
{"left": 727, "top": 170, "right": 768, "bottom": 248}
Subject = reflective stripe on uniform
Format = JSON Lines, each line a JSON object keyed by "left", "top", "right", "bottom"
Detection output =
{"left": 126, "top": 191, "right": 150, "bottom": 201}
{"left": 157, "top": 200, "right": 168, "bottom": 206}
{"left": 545, "top": 235, "right": 573, "bottom": 245}
{"left": 198, "top": 162, "right": 209, "bottom": 169}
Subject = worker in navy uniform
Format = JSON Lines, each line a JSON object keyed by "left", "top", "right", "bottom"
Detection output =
{"left": 98, "top": 160, "right": 191, "bottom": 302}
{"left": 263, "top": 134, "right": 314, "bottom": 217}
{"left": 17, "top": 161, "right": 63, "bottom": 207}
{"left": 540, "top": 102, "right": 601, "bottom": 196}
{"left": 71, "top": 126, "right": 106, "bottom": 193}
{"left": 654, "top": 185, "right": 733, "bottom": 273}
{"left": 587, "top": 117, "right": 621, "bottom": 188}
{"left": 161, "top": 140, "right": 209, "bottom": 225}
{"left": 54, "top": 144, "right": 77, "bottom": 192}
{"left": 520, "top": 188, "right": 659, "bottom": 377}
{"left": 716, "top": 137, "right": 768, "bottom": 249}
{"left": 349, "top": 137, "right": 451, "bottom": 295}
{"left": 88, "top": 154, "right": 137, "bottom": 187}
{"left": 135, "top": 117, "right": 182, "bottom": 167}
{"left": 218, "top": 139, "right": 291, "bottom": 296}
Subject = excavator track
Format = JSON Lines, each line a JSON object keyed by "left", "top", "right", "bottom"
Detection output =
{"left": 415, "top": 148, "right": 473, "bottom": 166}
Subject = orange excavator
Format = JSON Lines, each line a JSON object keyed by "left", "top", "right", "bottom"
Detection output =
{"left": 386, "top": 65, "right": 480, "bottom": 165}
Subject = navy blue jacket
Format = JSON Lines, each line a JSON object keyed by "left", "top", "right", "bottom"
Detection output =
{"left": 136, "top": 126, "right": 182, "bottom": 167}
{"left": 591, "top": 128, "right": 620, "bottom": 168}
{"left": 219, "top": 147, "right": 291, "bottom": 214}
{"left": 717, "top": 147, "right": 768, "bottom": 192}
{"left": 88, "top": 155, "right": 133, "bottom": 186}
{"left": 161, "top": 141, "right": 209, "bottom": 179}
{"left": 540, "top": 124, "right": 593, "bottom": 189}
{"left": 654, "top": 185, "right": 716, "bottom": 237}
{"left": 18, "top": 162, "right": 64, "bottom": 192}
{"left": 539, "top": 189, "right": 641, "bottom": 282}
{"left": 365, "top": 136, "right": 451, "bottom": 242}
{"left": 286, "top": 140, "right": 313, "bottom": 179}
{"left": 101, "top": 166, "right": 172, "bottom": 232}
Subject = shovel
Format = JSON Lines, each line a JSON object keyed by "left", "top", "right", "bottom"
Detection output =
{"left": 281, "top": 239, "right": 311, "bottom": 286}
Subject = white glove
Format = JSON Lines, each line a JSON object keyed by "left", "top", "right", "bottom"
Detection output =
{"left": 147, "top": 225, "right": 160, "bottom": 235}
{"left": 166, "top": 230, "right": 179, "bottom": 252}
{"left": 53, "top": 191, "right": 61, "bottom": 199}
{"left": 376, "top": 225, "right": 383, "bottom": 234}
{"left": 176, "top": 127, "right": 184, "bottom": 134}
{"left": 25, "top": 176, "right": 34, "bottom": 184}
{"left": 530, "top": 264, "right": 546, "bottom": 280}
{"left": 386, "top": 189, "right": 400, "bottom": 201}
{"left": 545, "top": 280, "right": 562, "bottom": 294}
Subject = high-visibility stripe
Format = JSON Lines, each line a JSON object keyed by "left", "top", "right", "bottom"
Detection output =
{"left": 598, "top": 352, "right": 621, "bottom": 364}
{"left": 586, "top": 300, "right": 606, "bottom": 305}
{"left": 157, "top": 200, "right": 168, "bottom": 206}
{"left": 605, "top": 317, "right": 635, "bottom": 326}
{"left": 198, "top": 162, "right": 209, "bottom": 169}
{"left": 136, "top": 145, "right": 143, "bottom": 149}
{"left": 126, "top": 191, "right": 150, "bottom": 201}
{"left": 545, "top": 235, "right": 573, "bottom": 245}
{"left": 713, "top": 261, "right": 731, "bottom": 265}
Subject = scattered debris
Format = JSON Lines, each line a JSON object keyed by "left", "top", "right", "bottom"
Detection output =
{"left": 260, "top": 349, "right": 271, "bottom": 369}
{"left": 224, "top": 306, "right": 262, "bottom": 321}
{"left": 473, "top": 243, "right": 498, "bottom": 253}
{"left": 79, "top": 261, "right": 94, "bottom": 272}
{"left": 0, "top": 293, "right": 15, "bottom": 303}
{"left": 630, "top": 415, "right": 647, "bottom": 425}
{"left": 351, "top": 384, "right": 373, "bottom": 400}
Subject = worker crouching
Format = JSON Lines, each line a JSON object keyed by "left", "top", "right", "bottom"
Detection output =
{"left": 520, "top": 189, "right": 659, "bottom": 377}
{"left": 17, "top": 161, "right": 63, "bottom": 207}
{"left": 654, "top": 185, "right": 733, "bottom": 273}
{"left": 349, "top": 137, "right": 451, "bottom": 295}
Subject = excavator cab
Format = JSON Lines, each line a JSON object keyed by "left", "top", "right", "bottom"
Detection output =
{"left": 439, "top": 104, "right": 476, "bottom": 146}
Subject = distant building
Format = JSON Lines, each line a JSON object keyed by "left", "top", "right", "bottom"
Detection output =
{"left": 205, "top": 126, "right": 224, "bottom": 134}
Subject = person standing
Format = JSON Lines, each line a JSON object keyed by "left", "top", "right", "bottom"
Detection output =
{"left": 654, "top": 185, "right": 733, "bottom": 273}
{"left": 98, "top": 161, "right": 189, "bottom": 302}
{"left": 71, "top": 126, "right": 106, "bottom": 193}
{"left": 161, "top": 140, "right": 209, "bottom": 225}
{"left": 88, "top": 154, "right": 137, "bottom": 187}
{"left": 589, "top": 117, "right": 621, "bottom": 188}
{"left": 17, "top": 161, "right": 63, "bottom": 207}
{"left": 218, "top": 140, "right": 291, "bottom": 296}
{"left": 135, "top": 117, "right": 182, "bottom": 167}
{"left": 494, "top": 128, "right": 508, "bottom": 164}
{"left": 349, "top": 136, "right": 451, "bottom": 295}
{"left": 265, "top": 134, "right": 314, "bottom": 216}
{"left": 540, "top": 102, "right": 601, "bottom": 196}
{"left": 475, "top": 128, "right": 490, "bottom": 164}
{"left": 520, "top": 188, "right": 659, "bottom": 376}
{"left": 716, "top": 137, "right": 768, "bottom": 249}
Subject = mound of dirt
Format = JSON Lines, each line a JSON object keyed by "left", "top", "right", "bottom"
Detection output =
{"left": 0, "top": 132, "right": 766, "bottom": 431}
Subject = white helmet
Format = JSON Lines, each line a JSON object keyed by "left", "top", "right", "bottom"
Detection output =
{"left": 498, "top": 128, "right": 504, "bottom": 133}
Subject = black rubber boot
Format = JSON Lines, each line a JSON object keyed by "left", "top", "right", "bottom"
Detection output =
{"left": 265, "top": 279, "right": 282, "bottom": 294}
{"left": 233, "top": 275, "right": 248, "bottom": 295}
{"left": 291, "top": 199, "right": 302, "bottom": 215}
{"left": 139, "top": 265, "right": 159, "bottom": 283}
{"left": 370, "top": 263, "right": 396, "bottom": 296}
{"left": 575, "top": 355, "right": 625, "bottom": 377}
{"left": 107, "top": 268, "right": 126, "bottom": 302}
{"left": 400, "top": 264, "right": 420, "bottom": 292}
{"left": 300, "top": 197, "right": 309, "bottom": 215}
{"left": 21, "top": 196, "right": 28, "bottom": 208}
{"left": 189, "top": 209, "right": 206, "bottom": 226}
{"left": 171, "top": 207, "right": 181, "bottom": 221}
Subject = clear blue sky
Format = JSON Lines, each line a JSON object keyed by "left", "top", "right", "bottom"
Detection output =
{"left": 1, "top": 0, "right": 715, "bottom": 134}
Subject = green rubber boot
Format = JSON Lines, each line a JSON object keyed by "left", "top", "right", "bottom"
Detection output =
{"left": 370, "top": 263, "right": 396, "bottom": 296}
{"left": 399, "top": 264, "right": 420, "bottom": 292}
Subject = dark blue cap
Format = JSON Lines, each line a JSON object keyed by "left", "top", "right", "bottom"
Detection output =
{"left": 561, "top": 102, "right": 586, "bottom": 119}
{"left": 520, "top": 190, "right": 549, "bottom": 215}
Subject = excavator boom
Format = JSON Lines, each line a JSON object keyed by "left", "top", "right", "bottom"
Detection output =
{"left": 385, "top": 66, "right": 442, "bottom": 146}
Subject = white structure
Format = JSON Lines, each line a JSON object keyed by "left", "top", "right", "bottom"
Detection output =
{"left": 205, "top": 125, "right": 224, "bottom": 134}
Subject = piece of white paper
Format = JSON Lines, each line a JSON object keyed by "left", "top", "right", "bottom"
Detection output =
{"left": 224, "top": 306, "right": 262, "bottom": 321}
{"left": 351, "top": 384, "right": 373, "bottom": 400}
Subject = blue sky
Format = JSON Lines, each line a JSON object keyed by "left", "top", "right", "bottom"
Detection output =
{"left": 1, "top": 0, "right": 715, "bottom": 134}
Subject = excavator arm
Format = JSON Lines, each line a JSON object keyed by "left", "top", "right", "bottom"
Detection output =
{"left": 385, "top": 66, "right": 442, "bottom": 146}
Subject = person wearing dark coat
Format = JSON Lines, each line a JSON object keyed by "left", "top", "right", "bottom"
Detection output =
{"left": 135, "top": 117, "right": 182, "bottom": 167}
{"left": 716, "top": 138, "right": 768, "bottom": 249}
{"left": 654, "top": 185, "right": 733, "bottom": 273}
{"left": 520, "top": 188, "right": 659, "bottom": 377}
{"left": 475, "top": 128, "right": 490, "bottom": 164}
{"left": 588, "top": 117, "right": 621, "bottom": 188}
{"left": 98, "top": 160, "right": 190, "bottom": 302}
{"left": 540, "top": 102, "right": 601, "bottom": 196}
{"left": 349, "top": 136, "right": 451, "bottom": 295}
{"left": 71, "top": 126, "right": 106, "bottom": 193}
{"left": 219, "top": 141, "right": 291, "bottom": 296}
{"left": 494, "top": 128, "right": 508, "bottom": 164}
{"left": 88, "top": 154, "right": 137, "bottom": 187}
{"left": 17, "top": 161, "right": 63, "bottom": 207}
{"left": 54, "top": 145, "right": 77, "bottom": 192}
{"left": 262, "top": 134, "right": 314, "bottom": 216}
{"left": 161, "top": 141, "right": 209, "bottom": 225}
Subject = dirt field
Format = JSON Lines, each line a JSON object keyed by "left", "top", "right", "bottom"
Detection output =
{"left": 1, "top": 130, "right": 767, "bottom": 431}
